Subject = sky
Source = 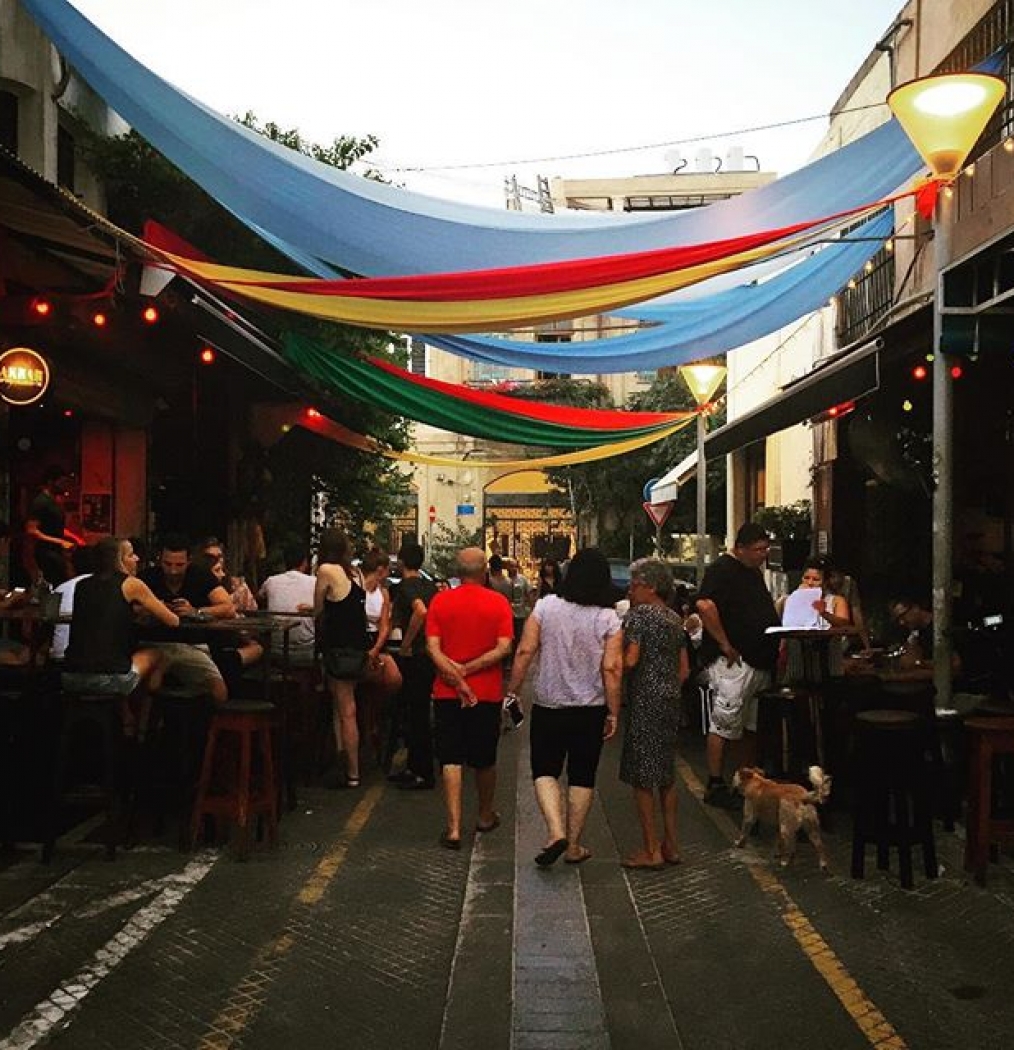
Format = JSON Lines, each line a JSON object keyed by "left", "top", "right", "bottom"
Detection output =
{"left": 69, "top": 0, "right": 903, "bottom": 208}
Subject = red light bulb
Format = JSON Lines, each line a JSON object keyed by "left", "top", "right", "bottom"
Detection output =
{"left": 31, "top": 298, "right": 52, "bottom": 318}
{"left": 92, "top": 311, "right": 108, "bottom": 328}
{"left": 141, "top": 304, "right": 159, "bottom": 324}
{"left": 199, "top": 346, "right": 216, "bottom": 364}
{"left": 913, "top": 364, "right": 928, "bottom": 381}
{"left": 950, "top": 365, "right": 963, "bottom": 379}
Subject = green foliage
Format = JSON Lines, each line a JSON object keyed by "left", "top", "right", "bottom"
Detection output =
{"left": 78, "top": 114, "right": 412, "bottom": 546}
{"left": 501, "top": 372, "right": 726, "bottom": 557}
{"left": 752, "top": 500, "right": 812, "bottom": 540}
{"left": 427, "top": 522, "right": 483, "bottom": 578}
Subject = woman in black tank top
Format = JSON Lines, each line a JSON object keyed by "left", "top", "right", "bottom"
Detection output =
{"left": 314, "top": 529, "right": 368, "bottom": 787}
{"left": 64, "top": 537, "right": 180, "bottom": 735}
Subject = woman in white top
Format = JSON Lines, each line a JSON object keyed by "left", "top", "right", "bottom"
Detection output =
{"left": 505, "top": 548, "right": 623, "bottom": 867}
{"left": 776, "top": 557, "right": 851, "bottom": 682}
{"left": 358, "top": 550, "right": 402, "bottom": 746}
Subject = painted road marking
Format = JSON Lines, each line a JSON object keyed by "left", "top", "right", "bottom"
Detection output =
{"left": 198, "top": 785, "right": 383, "bottom": 1050}
{"left": 0, "top": 853, "right": 218, "bottom": 1050}
{"left": 676, "top": 757, "right": 908, "bottom": 1050}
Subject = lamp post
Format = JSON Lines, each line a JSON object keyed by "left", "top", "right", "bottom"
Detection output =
{"left": 888, "top": 71, "right": 1005, "bottom": 710}
{"left": 678, "top": 362, "right": 727, "bottom": 583}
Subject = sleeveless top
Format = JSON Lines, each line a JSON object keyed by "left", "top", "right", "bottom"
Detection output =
{"left": 321, "top": 569, "right": 369, "bottom": 652}
{"left": 65, "top": 571, "right": 134, "bottom": 673}
{"left": 364, "top": 584, "right": 384, "bottom": 635}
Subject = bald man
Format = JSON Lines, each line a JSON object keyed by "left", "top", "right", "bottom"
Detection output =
{"left": 426, "top": 547, "right": 514, "bottom": 849}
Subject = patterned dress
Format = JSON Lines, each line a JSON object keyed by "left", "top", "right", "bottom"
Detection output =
{"left": 620, "top": 603, "right": 686, "bottom": 788}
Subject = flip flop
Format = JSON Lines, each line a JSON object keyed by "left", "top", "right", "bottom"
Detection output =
{"left": 535, "top": 838, "right": 569, "bottom": 867}
{"left": 476, "top": 812, "right": 501, "bottom": 834}
{"left": 564, "top": 847, "right": 592, "bottom": 865}
{"left": 439, "top": 832, "right": 462, "bottom": 851}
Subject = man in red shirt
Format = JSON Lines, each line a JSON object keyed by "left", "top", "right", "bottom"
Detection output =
{"left": 426, "top": 547, "right": 514, "bottom": 849}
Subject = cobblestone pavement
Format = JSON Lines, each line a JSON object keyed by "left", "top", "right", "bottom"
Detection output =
{"left": 2, "top": 714, "right": 1014, "bottom": 1050}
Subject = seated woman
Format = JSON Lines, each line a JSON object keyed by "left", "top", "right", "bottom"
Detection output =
{"left": 775, "top": 557, "right": 851, "bottom": 684}
{"left": 64, "top": 536, "right": 180, "bottom": 735}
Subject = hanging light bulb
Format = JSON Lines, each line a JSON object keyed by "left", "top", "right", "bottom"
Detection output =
{"left": 885, "top": 238, "right": 895, "bottom": 253}
{"left": 1004, "top": 137, "right": 1014, "bottom": 153}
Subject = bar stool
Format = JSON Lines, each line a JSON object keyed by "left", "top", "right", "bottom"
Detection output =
{"left": 149, "top": 690, "right": 214, "bottom": 850}
{"left": 756, "top": 686, "right": 817, "bottom": 779}
{"left": 190, "top": 699, "right": 278, "bottom": 859}
{"left": 43, "top": 685, "right": 129, "bottom": 863}
{"left": 850, "top": 709, "right": 937, "bottom": 889}
{"left": 963, "top": 716, "right": 1014, "bottom": 885}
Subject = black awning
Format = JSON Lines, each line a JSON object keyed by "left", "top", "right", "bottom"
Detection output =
{"left": 705, "top": 337, "right": 883, "bottom": 459}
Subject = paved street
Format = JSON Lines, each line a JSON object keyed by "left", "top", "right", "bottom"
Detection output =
{"left": 3, "top": 715, "right": 1014, "bottom": 1050}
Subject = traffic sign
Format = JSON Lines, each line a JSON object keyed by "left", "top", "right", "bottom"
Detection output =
{"left": 428, "top": 504, "right": 436, "bottom": 523}
{"left": 643, "top": 500, "right": 673, "bottom": 528}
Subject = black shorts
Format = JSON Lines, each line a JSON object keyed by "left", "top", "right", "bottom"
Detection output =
{"left": 529, "top": 704, "right": 607, "bottom": 789}
{"left": 433, "top": 699, "right": 501, "bottom": 769}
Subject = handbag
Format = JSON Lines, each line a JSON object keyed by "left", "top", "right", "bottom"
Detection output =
{"left": 324, "top": 646, "right": 369, "bottom": 680}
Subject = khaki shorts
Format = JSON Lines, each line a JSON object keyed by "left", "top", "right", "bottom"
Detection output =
{"left": 705, "top": 658, "right": 771, "bottom": 741}
{"left": 151, "top": 643, "right": 224, "bottom": 697}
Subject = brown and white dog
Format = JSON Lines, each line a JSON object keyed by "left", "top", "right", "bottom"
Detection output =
{"left": 731, "top": 765, "right": 832, "bottom": 871}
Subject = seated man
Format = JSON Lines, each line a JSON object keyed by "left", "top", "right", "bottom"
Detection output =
{"left": 887, "top": 592, "right": 962, "bottom": 679}
{"left": 140, "top": 536, "right": 232, "bottom": 702}
{"left": 259, "top": 543, "right": 316, "bottom": 666}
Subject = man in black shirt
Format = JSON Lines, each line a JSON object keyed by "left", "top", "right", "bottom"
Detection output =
{"left": 390, "top": 542, "right": 438, "bottom": 789}
{"left": 24, "top": 465, "right": 75, "bottom": 585}
{"left": 139, "top": 536, "right": 232, "bottom": 702}
{"left": 696, "top": 522, "right": 780, "bottom": 807}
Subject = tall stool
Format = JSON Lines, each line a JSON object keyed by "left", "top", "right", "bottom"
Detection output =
{"left": 756, "top": 686, "right": 818, "bottom": 779}
{"left": 190, "top": 699, "right": 278, "bottom": 859}
{"left": 850, "top": 709, "right": 938, "bottom": 889}
{"left": 43, "top": 687, "right": 129, "bottom": 863}
{"left": 963, "top": 716, "right": 1014, "bottom": 885}
{"left": 149, "top": 690, "right": 213, "bottom": 850}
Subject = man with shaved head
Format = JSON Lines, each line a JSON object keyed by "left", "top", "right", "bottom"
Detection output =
{"left": 426, "top": 547, "right": 514, "bottom": 849}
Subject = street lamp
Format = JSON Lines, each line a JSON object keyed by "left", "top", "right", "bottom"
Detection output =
{"left": 888, "top": 71, "right": 1005, "bottom": 710}
{"left": 678, "top": 362, "right": 727, "bottom": 583}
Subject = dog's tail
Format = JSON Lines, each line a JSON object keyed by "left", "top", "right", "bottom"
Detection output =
{"left": 805, "top": 765, "right": 832, "bottom": 805}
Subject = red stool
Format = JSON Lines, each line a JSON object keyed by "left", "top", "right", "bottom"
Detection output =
{"left": 964, "top": 716, "right": 1014, "bottom": 885}
{"left": 190, "top": 700, "right": 278, "bottom": 859}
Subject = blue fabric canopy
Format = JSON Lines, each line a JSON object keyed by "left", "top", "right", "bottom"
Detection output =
{"left": 423, "top": 210, "right": 893, "bottom": 372}
{"left": 25, "top": 0, "right": 923, "bottom": 278}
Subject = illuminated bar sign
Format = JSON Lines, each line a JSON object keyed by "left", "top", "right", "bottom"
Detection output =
{"left": 0, "top": 347, "right": 50, "bottom": 406}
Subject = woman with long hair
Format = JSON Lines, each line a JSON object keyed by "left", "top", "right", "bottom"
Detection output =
{"left": 358, "top": 548, "right": 402, "bottom": 760}
{"left": 536, "top": 558, "right": 562, "bottom": 599}
{"left": 505, "top": 547, "right": 623, "bottom": 866}
{"left": 314, "top": 529, "right": 369, "bottom": 787}
{"left": 620, "top": 558, "right": 689, "bottom": 869}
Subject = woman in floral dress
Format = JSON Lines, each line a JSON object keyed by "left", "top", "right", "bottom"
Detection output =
{"left": 620, "top": 558, "right": 689, "bottom": 869}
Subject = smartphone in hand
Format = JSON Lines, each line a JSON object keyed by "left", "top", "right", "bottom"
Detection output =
{"left": 503, "top": 694, "right": 525, "bottom": 730}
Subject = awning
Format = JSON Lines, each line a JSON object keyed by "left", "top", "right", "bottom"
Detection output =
{"left": 649, "top": 450, "right": 698, "bottom": 505}
{"left": 704, "top": 336, "right": 883, "bottom": 460}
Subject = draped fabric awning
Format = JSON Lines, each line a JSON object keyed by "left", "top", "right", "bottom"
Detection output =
{"left": 23, "top": 0, "right": 934, "bottom": 279}
{"left": 281, "top": 333, "right": 690, "bottom": 448}
{"left": 427, "top": 210, "right": 893, "bottom": 372}
{"left": 144, "top": 203, "right": 892, "bottom": 333}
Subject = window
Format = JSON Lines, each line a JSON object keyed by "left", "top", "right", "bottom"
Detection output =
{"left": 57, "top": 124, "right": 75, "bottom": 192}
{"left": 471, "top": 362, "right": 514, "bottom": 384}
{"left": 0, "top": 91, "right": 17, "bottom": 155}
{"left": 635, "top": 371, "right": 657, "bottom": 384}
{"left": 408, "top": 337, "right": 427, "bottom": 376}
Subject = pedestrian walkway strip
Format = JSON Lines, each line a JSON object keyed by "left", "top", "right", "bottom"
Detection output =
{"left": 676, "top": 757, "right": 908, "bottom": 1050}
{"left": 0, "top": 852, "right": 218, "bottom": 1050}
{"left": 197, "top": 785, "right": 383, "bottom": 1050}
{"left": 512, "top": 742, "right": 610, "bottom": 1050}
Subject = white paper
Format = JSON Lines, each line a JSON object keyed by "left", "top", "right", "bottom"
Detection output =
{"left": 780, "top": 587, "right": 826, "bottom": 629}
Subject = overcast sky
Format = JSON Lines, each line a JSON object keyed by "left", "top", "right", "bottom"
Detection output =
{"left": 70, "top": 0, "right": 902, "bottom": 207}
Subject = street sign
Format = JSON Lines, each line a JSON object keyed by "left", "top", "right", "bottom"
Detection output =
{"left": 456, "top": 504, "right": 475, "bottom": 516}
{"left": 643, "top": 500, "right": 673, "bottom": 528}
{"left": 428, "top": 504, "right": 436, "bottom": 523}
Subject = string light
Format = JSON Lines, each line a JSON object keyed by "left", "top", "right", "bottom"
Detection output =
{"left": 1005, "top": 137, "right": 1014, "bottom": 153}
{"left": 943, "top": 185, "right": 955, "bottom": 199}
{"left": 950, "top": 364, "right": 963, "bottom": 379}
{"left": 864, "top": 260, "right": 874, "bottom": 273}
{"left": 30, "top": 298, "right": 52, "bottom": 318}
{"left": 965, "top": 162, "right": 976, "bottom": 177}
{"left": 847, "top": 278, "right": 857, "bottom": 290}
{"left": 902, "top": 399, "right": 914, "bottom": 412}
{"left": 913, "top": 364, "right": 928, "bottom": 380}
{"left": 885, "top": 238, "right": 895, "bottom": 253}
{"left": 199, "top": 346, "right": 216, "bottom": 364}
{"left": 91, "top": 311, "right": 108, "bottom": 328}
{"left": 306, "top": 407, "right": 321, "bottom": 419}
{"left": 141, "top": 304, "right": 160, "bottom": 325}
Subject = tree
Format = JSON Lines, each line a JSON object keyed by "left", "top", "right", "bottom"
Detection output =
{"left": 78, "top": 117, "right": 413, "bottom": 547}
{"left": 502, "top": 372, "right": 726, "bottom": 558}
{"left": 427, "top": 521, "right": 483, "bottom": 578}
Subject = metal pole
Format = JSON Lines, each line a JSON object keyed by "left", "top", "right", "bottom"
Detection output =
{"left": 932, "top": 189, "right": 954, "bottom": 711}
{"left": 696, "top": 409, "right": 707, "bottom": 583}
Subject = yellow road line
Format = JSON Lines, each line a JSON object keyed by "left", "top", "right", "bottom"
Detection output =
{"left": 198, "top": 786, "right": 384, "bottom": 1050}
{"left": 676, "top": 758, "right": 907, "bottom": 1050}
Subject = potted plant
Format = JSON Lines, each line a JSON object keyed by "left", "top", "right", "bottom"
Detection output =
{"left": 753, "top": 501, "right": 812, "bottom": 571}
